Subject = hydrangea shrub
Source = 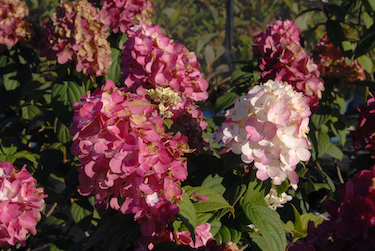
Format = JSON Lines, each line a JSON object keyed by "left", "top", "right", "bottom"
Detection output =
{"left": 100, "top": 0, "right": 154, "bottom": 34}
{"left": 253, "top": 20, "right": 325, "bottom": 111}
{"left": 0, "top": 162, "right": 46, "bottom": 247}
{"left": 0, "top": 0, "right": 30, "bottom": 47}
{"left": 40, "top": 0, "right": 111, "bottom": 76}
{"left": 217, "top": 80, "right": 311, "bottom": 188}
{"left": 313, "top": 35, "right": 366, "bottom": 85}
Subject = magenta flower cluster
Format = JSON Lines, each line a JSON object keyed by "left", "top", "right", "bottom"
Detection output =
{"left": 100, "top": 0, "right": 154, "bottom": 34}
{"left": 351, "top": 95, "right": 375, "bottom": 158}
{"left": 217, "top": 80, "right": 311, "bottom": 188}
{"left": 70, "top": 80, "right": 192, "bottom": 247}
{"left": 292, "top": 165, "right": 375, "bottom": 250}
{"left": 0, "top": 161, "right": 46, "bottom": 247}
{"left": 120, "top": 24, "right": 210, "bottom": 153}
{"left": 0, "top": 0, "right": 29, "bottom": 47}
{"left": 313, "top": 34, "right": 366, "bottom": 85}
{"left": 40, "top": 0, "right": 111, "bottom": 76}
{"left": 253, "top": 20, "right": 324, "bottom": 112}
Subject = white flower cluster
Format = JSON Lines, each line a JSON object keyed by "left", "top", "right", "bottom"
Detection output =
{"left": 218, "top": 80, "right": 312, "bottom": 188}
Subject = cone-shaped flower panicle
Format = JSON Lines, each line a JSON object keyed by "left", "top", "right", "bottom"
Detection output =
{"left": 313, "top": 34, "right": 366, "bottom": 84}
{"left": 253, "top": 20, "right": 324, "bottom": 112}
{"left": 0, "top": 161, "right": 47, "bottom": 247}
{"left": 217, "top": 80, "right": 311, "bottom": 188}
{"left": 120, "top": 24, "right": 209, "bottom": 102}
{"left": 100, "top": 0, "right": 154, "bottom": 34}
{"left": 121, "top": 24, "right": 210, "bottom": 153}
{"left": 0, "top": 0, "right": 30, "bottom": 47}
{"left": 40, "top": 0, "right": 111, "bottom": 76}
{"left": 71, "top": 80, "right": 191, "bottom": 243}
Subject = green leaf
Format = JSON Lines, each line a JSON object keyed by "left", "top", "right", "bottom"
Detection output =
{"left": 0, "top": 136, "right": 18, "bottom": 156}
{"left": 196, "top": 33, "right": 218, "bottom": 54}
{"left": 355, "top": 23, "right": 375, "bottom": 58}
{"left": 21, "top": 105, "right": 41, "bottom": 120}
{"left": 201, "top": 174, "right": 225, "bottom": 195}
{"left": 184, "top": 186, "right": 234, "bottom": 215}
{"left": 0, "top": 155, "right": 16, "bottom": 163}
{"left": 300, "top": 214, "right": 323, "bottom": 229}
{"left": 363, "top": 11, "right": 374, "bottom": 29}
{"left": 196, "top": 212, "right": 213, "bottom": 226}
{"left": 223, "top": 178, "right": 248, "bottom": 206}
{"left": 3, "top": 70, "right": 20, "bottom": 91}
{"left": 244, "top": 205, "right": 287, "bottom": 250}
{"left": 312, "top": 165, "right": 336, "bottom": 192}
{"left": 105, "top": 48, "right": 121, "bottom": 83}
{"left": 357, "top": 54, "right": 374, "bottom": 74}
{"left": 316, "top": 131, "right": 330, "bottom": 158}
{"left": 363, "top": 0, "right": 375, "bottom": 11}
{"left": 342, "top": 0, "right": 361, "bottom": 13}
{"left": 326, "top": 20, "right": 346, "bottom": 54}
{"left": 43, "top": 214, "right": 66, "bottom": 226}
{"left": 57, "top": 121, "right": 72, "bottom": 144}
{"left": 70, "top": 200, "right": 93, "bottom": 230}
{"left": 214, "top": 92, "right": 237, "bottom": 114}
{"left": 204, "top": 45, "right": 216, "bottom": 68}
{"left": 273, "top": 180, "right": 289, "bottom": 197}
{"left": 13, "top": 150, "right": 38, "bottom": 165}
{"left": 241, "top": 179, "right": 269, "bottom": 207}
{"left": 177, "top": 194, "right": 197, "bottom": 241}
{"left": 209, "top": 219, "right": 222, "bottom": 237}
{"left": 51, "top": 75, "right": 86, "bottom": 126}
{"left": 291, "top": 204, "right": 303, "bottom": 232}
{"left": 249, "top": 233, "right": 270, "bottom": 251}
{"left": 163, "top": 119, "right": 173, "bottom": 129}
{"left": 334, "top": 95, "right": 346, "bottom": 113}
{"left": 218, "top": 225, "right": 231, "bottom": 243}
{"left": 311, "top": 107, "right": 332, "bottom": 130}
{"left": 283, "top": 221, "right": 295, "bottom": 235}
{"left": 217, "top": 225, "right": 242, "bottom": 244}
{"left": 329, "top": 122, "right": 346, "bottom": 147}
{"left": 325, "top": 143, "right": 343, "bottom": 160}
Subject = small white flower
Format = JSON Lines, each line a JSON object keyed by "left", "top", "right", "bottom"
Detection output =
{"left": 264, "top": 188, "right": 293, "bottom": 210}
{"left": 145, "top": 192, "right": 159, "bottom": 207}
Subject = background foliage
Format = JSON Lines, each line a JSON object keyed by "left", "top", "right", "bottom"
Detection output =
{"left": 1, "top": 0, "right": 375, "bottom": 250}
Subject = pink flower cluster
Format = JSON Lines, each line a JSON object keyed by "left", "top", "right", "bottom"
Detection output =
{"left": 120, "top": 24, "right": 209, "bottom": 102}
{"left": 217, "top": 80, "right": 311, "bottom": 188}
{"left": 313, "top": 35, "right": 366, "bottom": 85}
{"left": 70, "top": 80, "right": 192, "bottom": 247}
{"left": 253, "top": 20, "right": 324, "bottom": 112}
{"left": 120, "top": 24, "right": 210, "bottom": 153}
{"left": 0, "top": 161, "right": 46, "bottom": 247}
{"left": 40, "top": 0, "right": 111, "bottom": 76}
{"left": 0, "top": 0, "right": 29, "bottom": 47}
{"left": 351, "top": 94, "right": 375, "bottom": 158}
{"left": 292, "top": 165, "right": 375, "bottom": 250}
{"left": 100, "top": 0, "right": 154, "bottom": 34}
